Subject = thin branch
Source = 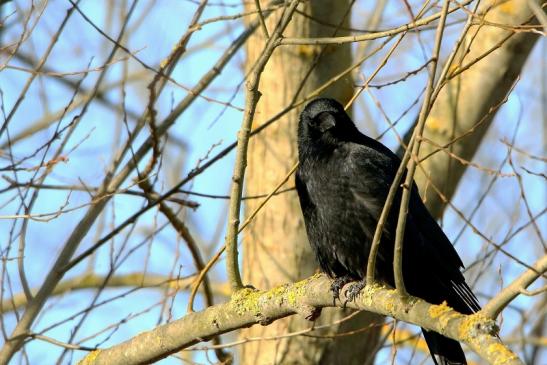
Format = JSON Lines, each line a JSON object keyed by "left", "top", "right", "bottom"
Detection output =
{"left": 178, "top": 187, "right": 295, "bottom": 200}
{"left": 364, "top": 7, "right": 437, "bottom": 285}
{"left": 254, "top": 0, "right": 270, "bottom": 38}
{"left": 138, "top": 179, "right": 213, "bottom": 314}
{"left": 0, "top": 178, "right": 199, "bottom": 209}
{"left": 345, "top": 34, "right": 405, "bottom": 109}
{"left": 224, "top": 0, "right": 300, "bottom": 292}
{"left": 188, "top": 161, "right": 299, "bottom": 311}
{"left": 507, "top": 154, "right": 546, "bottom": 249}
{"left": 26, "top": 333, "right": 95, "bottom": 352}
{"left": 279, "top": 0, "right": 473, "bottom": 45}
{"left": 482, "top": 255, "right": 547, "bottom": 319}
{"left": 0, "top": 1, "right": 78, "bottom": 138}
{"left": 139, "top": 0, "right": 210, "bottom": 182}
{"left": 393, "top": 0, "right": 450, "bottom": 295}
{"left": 188, "top": 3, "right": 284, "bottom": 30}
{"left": 0, "top": 272, "right": 228, "bottom": 314}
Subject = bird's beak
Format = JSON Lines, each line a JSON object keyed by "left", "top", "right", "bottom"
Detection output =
{"left": 318, "top": 114, "right": 336, "bottom": 133}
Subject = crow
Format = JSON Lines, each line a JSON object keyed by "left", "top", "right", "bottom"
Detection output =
{"left": 295, "top": 98, "right": 480, "bottom": 365}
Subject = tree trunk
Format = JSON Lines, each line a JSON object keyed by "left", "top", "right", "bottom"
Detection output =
{"left": 241, "top": 2, "right": 382, "bottom": 364}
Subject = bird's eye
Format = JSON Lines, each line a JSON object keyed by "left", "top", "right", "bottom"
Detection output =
{"left": 314, "top": 112, "right": 336, "bottom": 132}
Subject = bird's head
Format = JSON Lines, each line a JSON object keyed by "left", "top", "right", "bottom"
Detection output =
{"left": 298, "top": 98, "right": 357, "bottom": 153}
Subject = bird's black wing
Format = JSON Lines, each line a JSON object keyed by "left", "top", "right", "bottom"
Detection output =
{"left": 343, "top": 143, "right": 402, "bottom": 280}
{"left": 347, "top": 142, "right": 478, "bottom": 365}
{"left": 347, "top": 141, "right": 480, "bottom": 313}
{"left": 409, "top": 190, "right": 463, "bottom": 268}
{"left": 409, "top": 191, "right": 481, "bottom": 313}
{"left": 295, "top": 168, "right": 340, "bottom": 278}
{"left": 345, "top": 133, "right": 406, "bottom": 239}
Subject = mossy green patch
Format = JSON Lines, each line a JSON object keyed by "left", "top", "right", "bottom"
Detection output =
{"left": 487, "top": 343, "right": 518, "bottom": 364}
{"left": 77, "top": 350, "right": 100, "bottom": 365}
{"left": 428, "top": 301, "right": 451, "bottom": 319}
{"left": 384, "top": 298, "right": 396, "bottom": 315}
{"left": 231, "top": 288, "right": 262, "bottom": 316}
{"left": 287, "top": 279, "right": 309, "bottom": 306}
{"left": 361, "top": 282, "right": 382, "bottom": 307}
{"left": 458, "top": 313, "right": 497, "bottom": 342}
{"left": 428, "top": 301, "right": 461, "bottom": 330}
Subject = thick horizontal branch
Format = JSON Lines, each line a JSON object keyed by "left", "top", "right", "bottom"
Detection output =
{"left": 78, "top": 274, "right": 522, "bottom": 365}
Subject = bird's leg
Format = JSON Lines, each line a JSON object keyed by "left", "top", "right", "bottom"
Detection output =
{"left": 330, "top": 275, "right": 353, "bottom": 306}
{"left": 343, "top": 280, "right": 366, "bottom": 308}
{"left": 305, "top": 307, "right": 323, "bottom": 321}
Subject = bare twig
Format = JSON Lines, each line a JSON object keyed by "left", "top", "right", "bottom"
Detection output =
{"left": 0, "top": 1, "right": 78, "bottom": 139}
{"left": 224, "top": 0, "right": 300, "bottom": 292}
{"left": 279, "top": 1, "right": 473, "bottom": 45}
{"left": 482, "top": 255, "right": 547, "bottom": 319}
{"left": 188, "top": 162, "right": 299, "bottom": 310}
{"left": 254, "top": 0, "right": 270, "bottom": 38}
{"left": 392, "top": 0, "right": 450, "bottom": 295}
{"left": 0, "top": 272, "right": 227, "bottom": 314}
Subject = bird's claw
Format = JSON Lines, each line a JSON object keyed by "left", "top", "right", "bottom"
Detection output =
{"left": 342, "top": 281, "right": 366, "bottom": 308}
{"left": 330, "top": 276, "right": 353, "bottom": 305}
{"left": 305, "top": 307, "right": 322, "bottom": 321}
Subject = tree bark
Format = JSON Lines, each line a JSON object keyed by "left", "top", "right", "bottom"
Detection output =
{"left": 241, "top": 2, "right": 383, "bottom": 364}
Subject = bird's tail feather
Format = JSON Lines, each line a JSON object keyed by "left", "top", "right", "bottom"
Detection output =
{"left": 422, "top": 329, "right": 467, "bottom": 365}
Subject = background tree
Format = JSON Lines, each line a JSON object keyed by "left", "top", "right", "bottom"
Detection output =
{"left": 0, "top": 1, "right": 544, "bottom": 364}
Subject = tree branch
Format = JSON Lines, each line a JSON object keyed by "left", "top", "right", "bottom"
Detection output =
{"left": 482, "top": 255, "right": 547, "bottom": 319}
{"left": 224, "top": 0, "right": 301, "bottom": 291}
{"left": 279, "top": 0, "right": 473, "bottom": 45}
{"left": 78, "top": 274, "right": 523, "bottom": 365}
{"left": 393, "top": 0, "right": 450, "bottom": 295}
{"left": 0, "top": 273, "right": 229, "bottom": 314}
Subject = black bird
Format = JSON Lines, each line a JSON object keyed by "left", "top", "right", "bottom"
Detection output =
{"left": 295, "top": 98, "right": 480, "bottom": 365}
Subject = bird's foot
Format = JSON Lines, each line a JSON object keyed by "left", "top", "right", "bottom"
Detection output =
{"left": 343, "top": 281, "right": 366, "bottom": 308}
{"left": 304, "top": 306, "right": 323, "bottom": 321}
{"left": 330, "top": 276, "right": 353, "bottom": 306}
